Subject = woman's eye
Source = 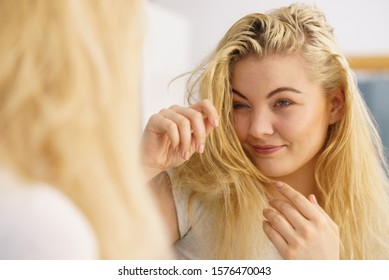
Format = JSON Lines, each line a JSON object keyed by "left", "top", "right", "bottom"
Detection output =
{"left": 274, "top": 99, "right": 293, "bottom": 108}
{"left": 233, "top": 102, "right": 250, "bottom": 110}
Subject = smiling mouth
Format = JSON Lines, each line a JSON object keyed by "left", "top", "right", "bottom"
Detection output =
{"left": 253, "top": 145, "right": 285, "bottom": 155}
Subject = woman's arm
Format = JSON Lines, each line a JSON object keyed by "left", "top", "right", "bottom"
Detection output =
{"left": 149, "top": 171, "right": 180, "bottom": 244}
{"left": 142, "top": 99, "right": 219, "bottom": 244}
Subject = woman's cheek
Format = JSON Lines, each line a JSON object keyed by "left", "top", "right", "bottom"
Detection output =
{"left": 234, "top": 115, "right": 249, "bottom": 140}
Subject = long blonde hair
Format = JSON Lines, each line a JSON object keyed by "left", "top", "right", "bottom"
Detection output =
{"left": 0, "top": 0, "right": 170, "bottom": 259}
{"left": 173, "top": 3, "right": 389, "bottom": 259}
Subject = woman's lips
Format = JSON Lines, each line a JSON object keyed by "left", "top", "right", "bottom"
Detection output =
{"left": 253, "top": 145, "right": 285, "bottom": 155}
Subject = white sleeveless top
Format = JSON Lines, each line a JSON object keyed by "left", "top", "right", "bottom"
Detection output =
{"left": 172, "top": 186, "right": 282, "bottom": 260}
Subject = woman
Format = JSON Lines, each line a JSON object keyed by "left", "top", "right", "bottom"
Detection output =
{"left": 0, "top": 0, "right": 170, "bottom": 259}
{"left": 143, "top": 3, "right": 389, "bottom": 259}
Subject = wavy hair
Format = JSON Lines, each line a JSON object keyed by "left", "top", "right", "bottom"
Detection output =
{"left": 172, "top": 3, "right": 389, "bottom": 259}
{"left": 0, "top": 0, "right": 170, "bottom": 259}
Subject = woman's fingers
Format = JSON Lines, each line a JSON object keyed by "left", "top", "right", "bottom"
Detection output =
{"left": 263, "top": 182, "right": 340, "bottom": 259}
{"left": 308, "top": 194, "right": 329, "bottom": 219}
{"left": 274, "top": 182, "right": 337, "bottom": 230}
{"left": 190, "top": 99, "right": 220, "bottom": 131}
{"left": 149, "top": 99, "right": 219, "bottom": 161}
{"left": 147, "top": 113, "right": 180, "bottom": 148}
{"left": 262, "top": 220, "right": 288, "bottom": 253}
{"left": 142, "top": 99, "right": 219, "bottom": 173}
{"left": 168, "top": 105, "right": 206, "bottom": 155}
{"left": 263, "top": 208, "right": 297, "bottom": 244}
{"left": 268, "top": 199, "right": 307, "bottom": 234}
{"left": 273, "top": 181, "right": 317, "bottom": 220}
{"left": 169, "top": 99, "right": 219, "bottom": 156}
{"left": 159, "top": 108, "right": 194, "bottom": 159}
{"left": 308, "top": 194, "right": 339, "bottom": 231}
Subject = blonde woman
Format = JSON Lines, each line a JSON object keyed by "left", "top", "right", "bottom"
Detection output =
{"left": 0, "top": 0, "right": 170, "bottom": 259}
{"left": 143, "top": 3, "right": 389, "bottom": 259}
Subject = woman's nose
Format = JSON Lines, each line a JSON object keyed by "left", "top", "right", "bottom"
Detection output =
{"left": 248, "top": 110, "right": 274, "bottom": 138}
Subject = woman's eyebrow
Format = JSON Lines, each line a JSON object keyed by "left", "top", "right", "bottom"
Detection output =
{"left": 231, "top": 88, "right": 248, "bottom": 100}
{"left": 231, "top": 87, "right": 302, "bottom": 99}
{"left": 267, "top": 87, "right": 302, "bottom": 98}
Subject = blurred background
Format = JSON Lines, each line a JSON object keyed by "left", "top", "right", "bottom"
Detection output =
{"left": 141, "top": 0, "right": 389, "bottom": 158}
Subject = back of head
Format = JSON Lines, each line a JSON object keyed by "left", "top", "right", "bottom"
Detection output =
{"left": 0, "top": 0, "right": 170, "bottom": 259}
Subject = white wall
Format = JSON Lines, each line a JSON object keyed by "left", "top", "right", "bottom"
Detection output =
{"left": 141, "top": 2, "right": 191, "bottom": 127}
{"left": 152, "top": 0, "right": 389, "bottom": 64}
{"left": 142, "top": 0, "right": 389, "bottom": 125}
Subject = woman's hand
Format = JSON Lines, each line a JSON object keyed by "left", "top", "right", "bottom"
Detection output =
{"left": 263, "top": 182, "right": 340, "bottom": 259}
{"left": 142, "top": 99, "right": 219, "bottom": 178}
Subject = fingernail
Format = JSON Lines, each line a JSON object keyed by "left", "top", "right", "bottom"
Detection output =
{"left": 213, "top": 118, "right": 219, "bottom": 127}
{"left": 198, "top": 144, "right": 205, "bottom": 153}
{"left": 275, "top": 181, "right": 283, "bottom": 189}
{"left": 262, "top": 220, "right": 269, "bottom": 231}
{"left": 311, "top": 194, "right": 318, "bottom": 204}
{"left": 182, "top": 151, "right": 190, "bottom": 160}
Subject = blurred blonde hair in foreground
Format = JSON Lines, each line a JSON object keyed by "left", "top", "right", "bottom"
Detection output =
{"left": 0, "top": 0, "right": 170, "bottom": 259}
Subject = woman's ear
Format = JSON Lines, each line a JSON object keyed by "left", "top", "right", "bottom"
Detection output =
{"left": 329, "top": 90, "right": 344, "bottom": 125}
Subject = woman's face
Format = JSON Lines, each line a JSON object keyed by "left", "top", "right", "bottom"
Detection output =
{"left": 231, "top": 54, "right": 332, "bottom": 181}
